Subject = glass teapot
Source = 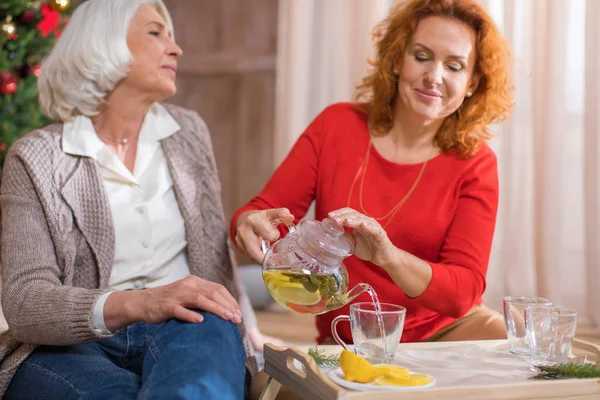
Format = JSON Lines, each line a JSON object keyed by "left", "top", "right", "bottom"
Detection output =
{"left": 261, "top": 217, "right": 370, "bottom": 314}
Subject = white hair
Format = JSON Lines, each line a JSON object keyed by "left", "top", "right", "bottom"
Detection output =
{"left": 38, "top": 0, "right": 174, "bottom": 122}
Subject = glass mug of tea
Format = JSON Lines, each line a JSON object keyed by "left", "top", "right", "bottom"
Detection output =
{"left": 331, "top": 302, "right": 406, "bottom": 364}
{"left": 261, "top": 218, "right": 372, "bottom": 314}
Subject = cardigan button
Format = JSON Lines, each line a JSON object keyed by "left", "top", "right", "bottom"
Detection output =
{"left": 133, "top": 280, "right": 145, "bottom": 289}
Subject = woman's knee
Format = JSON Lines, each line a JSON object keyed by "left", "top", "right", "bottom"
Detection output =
{"left": 436, "top": 306, "right": 507, "bottom": 341}
{"left": 144, "top": 313, "right": 247, "bottom": 398}
{"left": 155, "top": 311, "right": 246, "bottom": 366}
{"left": 165, "top": 311, "right": 243, "bottom": 346}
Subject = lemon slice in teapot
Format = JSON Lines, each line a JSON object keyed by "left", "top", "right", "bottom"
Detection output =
{"left": 263, "top": 271, "right": 290, "bottom": 284}
{"left": 266, "top": 277, "right": 290, "bottom": 291}
{"left": 265, "top": 275, "right": 293, "bottom": 292}
{"left": 273, "top": 283, "right": 321, "bottom": 306}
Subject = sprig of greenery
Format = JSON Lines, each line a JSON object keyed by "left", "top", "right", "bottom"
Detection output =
{"left": 308, "top": 346, "right": 340, "bottom": 367}
{"left": 530, "top": 363, "right": 600, "bottom": 380}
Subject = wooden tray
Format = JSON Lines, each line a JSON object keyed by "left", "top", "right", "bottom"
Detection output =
{"left": 259, "top": 339, "right": 600, "bottom": 400}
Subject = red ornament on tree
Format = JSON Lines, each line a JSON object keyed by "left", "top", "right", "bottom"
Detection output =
{"left": 20, "top": 10, "right": 37, "bottom": 24}
{"left": 0, "top": 72, "right": 18, "bottom": 95}
{"left": 20, "top": 63, "right": 42, "bottom": 79}
{"left": 31, "top": 64, "right": 42, "bottom": 78}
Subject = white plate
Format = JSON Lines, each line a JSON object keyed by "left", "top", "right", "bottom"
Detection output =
{"left": 327, "top": 368, "right": 436, "bottom": 391}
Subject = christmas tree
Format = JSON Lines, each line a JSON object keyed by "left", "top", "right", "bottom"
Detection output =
{"left": 0, "top": 0, "right": 71, "bottom": 165}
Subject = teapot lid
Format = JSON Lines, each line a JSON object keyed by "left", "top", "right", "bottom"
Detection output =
{"left": 298, "top": 218, "right": 353, "bottom": 259}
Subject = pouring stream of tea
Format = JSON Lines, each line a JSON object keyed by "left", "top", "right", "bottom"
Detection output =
{"left": 360, "top": 283, "right": 387, "bottom": 360}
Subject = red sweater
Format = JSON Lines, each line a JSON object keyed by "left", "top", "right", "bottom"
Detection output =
{"left": 231, "top": 102, "right": 499, "bottom": 344}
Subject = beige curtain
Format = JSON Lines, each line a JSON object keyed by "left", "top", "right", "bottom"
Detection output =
{"left": 583, "top": 0, "right": 600, "bottom": 327}
{"left": 483, "top": 0, "right": 599, "bottom": 328}
{"left": 275, "top": 0, "right": 599, "bottom": 327}
{"left": 274, "top": 0, "right": 396, "bottom": 165}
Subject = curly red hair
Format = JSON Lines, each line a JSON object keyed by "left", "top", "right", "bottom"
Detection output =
{"left": 355, "top": 0, "right": 514, "bottom": 157}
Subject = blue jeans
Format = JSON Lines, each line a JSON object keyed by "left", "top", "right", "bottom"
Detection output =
{"left": 5, "top": 311, "right": 247, "bottom": 400}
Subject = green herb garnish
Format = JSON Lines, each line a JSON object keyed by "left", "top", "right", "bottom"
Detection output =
{"left": 308, "top": 346, "right": 340, "bottom": 367}
{"left": 530, "top": 363, "right": 600, "bottom": 380}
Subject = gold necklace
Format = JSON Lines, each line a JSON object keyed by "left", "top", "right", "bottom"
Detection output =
{"left": 346, "top": 139, "right": 428, "bottom": 229}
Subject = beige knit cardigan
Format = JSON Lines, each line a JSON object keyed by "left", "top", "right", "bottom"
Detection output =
{"left": 0, "top": 103, "right": 257, "bottom": 397}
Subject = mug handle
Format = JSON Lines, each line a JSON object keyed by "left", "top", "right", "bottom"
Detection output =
{"left": 331, "top": 315, "right": 351, "bottom": 351}
{"left": 260, "top": 220, "right": 297, "bottom": 255}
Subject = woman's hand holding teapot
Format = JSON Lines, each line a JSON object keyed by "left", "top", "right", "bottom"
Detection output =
{"left": 328, "top": 207, "right": 400, "bottom": 271}
{"left": 328, "top": 207, "right": 433, "bottom": 298}
{"left": 235, "top": 208, "right": 295, "bottom": 263}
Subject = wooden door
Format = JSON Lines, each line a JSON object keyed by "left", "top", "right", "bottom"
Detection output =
{"left": 165, "top": 0, "right": 278, "bottom": 265}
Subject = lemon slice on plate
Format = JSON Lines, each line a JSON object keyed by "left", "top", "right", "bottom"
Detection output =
{"left": 340, "top": 350, "right": 378, "bottom": 383}
{"left": 339, "top": 350, "right": 412, "bottom": 383}
{"left": 272, "top": 283, "right": 321, "bottom": 306}
{"left": 373, "top": 372, "right": 432, "bottom": 387}
{"left": 373, "top": 364, "right": 410, "bottom": 376}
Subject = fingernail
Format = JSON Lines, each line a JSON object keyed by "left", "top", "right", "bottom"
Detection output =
{"left": 234, "top": 315, "right": 242, "bottom": 324}
{"left": 329, "top": 211, "right": 337, "bottom": 217}
{"left": 224, "top": 311, "right": 233, "bottom": 319}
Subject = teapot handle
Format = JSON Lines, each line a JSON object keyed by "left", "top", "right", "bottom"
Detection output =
{"left": 260, "top": 220, "right": 297, "bottom": 255}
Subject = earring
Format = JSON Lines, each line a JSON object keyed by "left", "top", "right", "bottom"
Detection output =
{"left": 466, "top": 91, "right": 472, "bottom": 97}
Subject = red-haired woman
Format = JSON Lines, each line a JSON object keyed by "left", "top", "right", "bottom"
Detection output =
{"left": 233, "top": 0, "right": 514, "bottom": 345}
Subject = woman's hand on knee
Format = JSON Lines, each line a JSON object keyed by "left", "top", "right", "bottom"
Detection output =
{"left": 234, "top": 208, "right": 294, "bottom": 263}
{"left": 137, "top": 276, "right": 243, "bottom": 325}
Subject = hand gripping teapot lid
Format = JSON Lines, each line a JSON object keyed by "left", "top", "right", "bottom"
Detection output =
{"left": 297, "top": 218, "right": 353, "bottom": 259}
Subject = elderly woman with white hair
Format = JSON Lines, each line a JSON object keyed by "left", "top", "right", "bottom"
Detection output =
{"left": 0, "top": 0, "right": 273, "bottom": 398}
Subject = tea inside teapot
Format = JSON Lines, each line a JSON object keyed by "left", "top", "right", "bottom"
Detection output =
{"left": 263, "top": 267, "right": 350, "bottom": 314}
{"left": 261, "top": 218, "right": 370, "bottom": 314}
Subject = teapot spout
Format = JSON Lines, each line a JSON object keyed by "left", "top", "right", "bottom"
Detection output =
{"left": 321, "top": 283, "right": 373, "bottom": 313}
{"left": 345, "top": 283, "right": 372, "bottom": 303}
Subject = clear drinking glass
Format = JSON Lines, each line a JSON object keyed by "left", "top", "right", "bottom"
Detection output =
{"left": 331, "top": 303, "right": 406, "bottom": 364}
{"left": 525, "top": 306, "right": 578, "bottom": 368}
{"left": 503, "top": 296, "right": 552, "bottom": 355}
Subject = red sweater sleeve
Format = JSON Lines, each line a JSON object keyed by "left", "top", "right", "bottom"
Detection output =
{"left": 412, "top": 148, "right": 499, "bottom": 318}
{"left": 230, "top": 108, "right": 326, "bottom": 241}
